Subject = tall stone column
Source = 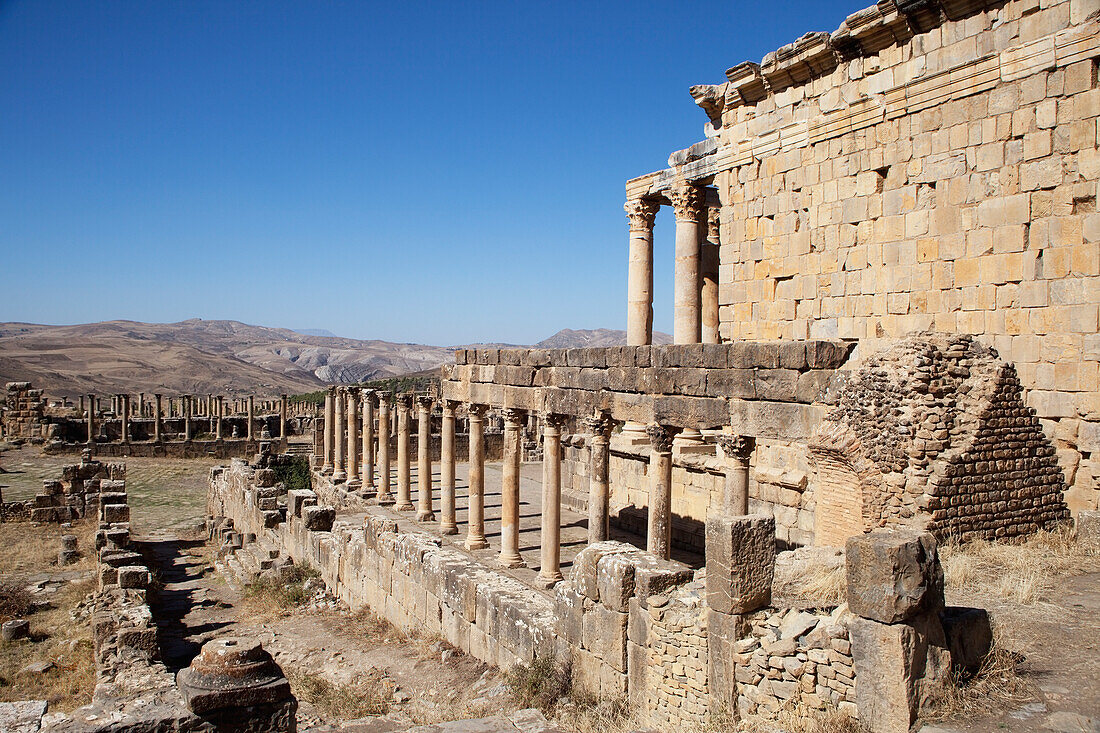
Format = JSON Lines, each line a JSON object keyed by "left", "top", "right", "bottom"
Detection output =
{"left": 87, "top": 394, "right": 95, "bottom": 444}
{"left": 646, "top": 424, "right": 678, "bottom": 560}
{"left": 333, "top": 387, "right": 347, "bottom": 482}
{"left": 416, "top": 396, "right": 435, "bottom": 522}
{"left": 395, "top": 394, "right": 413, "bottom": 510}
{"left": 154, "top": 394, "right": 163, "bottom": 443}
{"left": 120, "top": 394, "right": 130, "bottom": 443}
{"left": 215, "top": 396, "right": 223, "bottom": 440}
{"left": 346, "top": 387, "right": 361, "bottom": 489}
{"left": 625, "top": 198, "right": 659, "bottom": 346}
{"left": 702, "top": 205, "right": 721, "bottom": 345}
{"left": 716, "top": 434, "right": 755, "bottom": 515}
{"left": 139, "top": 393, "right": 145, "bottom": 419}
{"left": 538, "top": 414, "right": 565, "bottom": 586}
{"left": 464, "top": 404, "right": 489, "bottom": 550}
{"left": 280, "top": 394, "right": 288, "bottom": 439}
{"left": 377, "top": 395, "right": 394, "bottom": 504}
{"left": 247, "top": 395, "right": 255, "bottom": 442}
{"left": 322, "top": 387, "right": 335, "bottom": 474}
{"left": 439, "top": 400, "right": 459, "bottom": 535}
{"left": 668, "top": 184, "right": 703, "bottom": 345}
{"left": 499, "top": 408, "right": 527, "bottom": 568}
{"left": 184, "top": 395, "right": 193, "bottom": 442}
{"left": 584, "top": 413, "right": 613, "bottom": 543}
{"left": 361, "top": 390, "right": 375, "bottom": 489}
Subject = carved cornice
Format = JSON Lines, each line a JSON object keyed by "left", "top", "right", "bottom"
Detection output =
{"left": 646, "top": 424, "right": 678, "bottom": 453}
{"left": 716, "top": 434, "right": 756, "bottom": 462}
{"left": 541, "top": 413, "right": 568, "bottom": 429}
{"left": 666, "top": 185, "right": 703, "bottom": 222}
{"left": 624, "top": 198, "right": 659, "bottom": 232}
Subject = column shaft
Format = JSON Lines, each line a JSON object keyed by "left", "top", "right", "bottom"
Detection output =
{"left": 701, "top": 206, "right": 721, "bottom": 345}
{"left": 440, "top": 400, "right": 458, "bottom": 535}
{"left": 154, "top": 394, "right": 162, "bottom": 443}
{"left": 585, "top": 414, "right": 612, "bottom": 543}
{"left": 346, "top": 388, "right": 361, "bottom": 488}
{"left": 646, "top": 425, "right": 676, "bottom": 560}
{"left": 280, "top": 394, "right": 288, "bottom": 439}
{"left": 86, "top": 394, "right": 95, "bottom": 444}
{"left": 361, "top": 391, "right": 375, "bottom": 489}
{"left": 464, "top": 406, "right": 488, "bottom": 550}
{"left": 395, "top": 395, "right": 413, "bottom": 510}
{"left": 669, "top": 185, "right": 703, "bottom": 345}
{"left": 377, "top": 397, "right": 394, "bottom": 503}
{"left": 499, "top": 409, "right": 526, "bottom": 568}
{"left": 247, "top": 396, "right": 255, "bottom": 441}
{"left": 538, "top": 415, "right": 564, "bottom": 586}
{"left": 717, "top": 435, "right": 755, "bottom": 515}
{"left": 333, "top": 388, "right": 346, "bottom": 481}
{"left": 322, "top": 388, "right": 334, "bottom": 473}
{"left": 416, "top": 397, "right": 434, "bottom": 521}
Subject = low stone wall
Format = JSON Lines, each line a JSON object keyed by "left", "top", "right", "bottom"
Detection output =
{"left": 1, "top": 452, "right": 126, "bottom": 523}
{"left": 45, "top": 437, "right": 289, "bottom": 459}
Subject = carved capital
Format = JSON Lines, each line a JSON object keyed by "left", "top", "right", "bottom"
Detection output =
{"left": 395, "top": 393, "right": 413, "bottom": 407}
{"left": 646, "top": 424, "right": 679, "bottom": 453}
{"left": 346, "top": 385, "right": 360, "bottom": 399}
{"left": 624, "top": 198, "right": 659, "bottom": 232}
{"left": 707, "top": 206, "right": 721, "bottom": 242}
{"left": 467, "top": 403, "right": 488, "bottom": 419}
{"left": 501, "top": 407, "right": 526, "bottom": 425}
{"left": 361, "top": 388, "right": 376, "bottom": 405}
{"left": 443, "top": 399, "right": 461, "bottom": 414}
{"left": 583, "top": 412, "right": 613, "bottom": 438}
{"left": 716, "top": 434, "right": 755, "bottom": 462}
{"left": 416, "top": 396, "right": 434, "bottom": 411}
{"left": 666, "top": 185, "right": 703, "bottom": 222}
{"left": 541, "top": 413, "right": 567, "bottom": 430}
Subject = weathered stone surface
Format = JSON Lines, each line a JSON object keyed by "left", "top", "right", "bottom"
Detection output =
{"left": 303, "top": 505, "right": 335, "bottom": 532}
{"left": 176, "top": 637, "right": 294, "bottom": 715}
{"left": 1077, "top": 510, "right": 1100, "bottom": 549}
{"left": 117, "top": 565, "right": 151, "bottom": 589}
{"left": 2, "top": 619, "right": 30, "bottom": 641}
{"left": 705, "top": 514, "right": 775, "bottom": 614}
{"left": 850, "top": 614, "right": 951, "bottom": 733}
{"left": 846, "top": 529, "right": 944, "bottom": 624}
{"left": 0, "top": 700, "right": 47, "bottom": 733}
{"left": 940, "top": 607, "right": 993, "bottom": 676}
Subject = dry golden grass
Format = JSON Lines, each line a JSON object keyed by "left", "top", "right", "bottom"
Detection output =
{"left": 735, "top": 703, "right": 865, "bottom": 733}
{"left": 0, "top": 519, "right": 96, "bottom": 577}
{"left": 239, "top": 563, "right": 321, "bottom": 617}
{"left": 773, "top": 559, "right": 847, "bottom": 607}
{"left": 290, "top": 668, "right": 393, "bottom": 720}
{"left": 923, "top": 632, "right": 1034, "bottom": 723}
{"left": 941, "top": 525, "right": 1099, "bottom": 605}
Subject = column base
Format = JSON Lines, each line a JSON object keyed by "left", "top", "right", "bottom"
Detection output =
{"left": 395, "top": 502, "right": 414, "bottom": 511}
{"left": 416, "top": 511, "right": 435, "bottom": 522}
{"left": 536, "top": 572, "right": 563, "bottom": 589}
{"left": 617, "top": 421, "right": 650, "bottom": 446}
{"left": 465, "top": 537, "right": 489, "bottom": 551}
{"left": 346, "top": 478, "right": 362, "bottom": 490}
{"left": 440, "top": 523, "right": 459, "bottom": 535}
{"left": 498, "top": 553, "right": 526, "bottom": 569}
{"left": 377, "top": 492, "right": 395, "bottom": 505}
{"left": 321, "top": 466, "right": 333, "bottom": 475}
{"left": 333, "top": 471, "right": 347, "bottom": 483}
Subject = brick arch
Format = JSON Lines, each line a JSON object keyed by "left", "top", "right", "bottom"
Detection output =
{"left": 809, "top": 423, "right": 885, "bottom": 547}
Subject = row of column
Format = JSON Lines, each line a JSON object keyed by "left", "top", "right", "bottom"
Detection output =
{"left": 320, "top": 386, "right": 756, "bottom": 584}
{"left": 625, "top": 184, "right": 721, "bottom": 347}
{"left": 85, "top": 393, "right": 289, "bottom": 444}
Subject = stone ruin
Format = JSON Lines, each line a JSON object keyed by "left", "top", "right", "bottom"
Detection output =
{"left": 811, "top": 333, "right": 1071, "bottom": 544}
{"left": 0, "top": 449, "right": 126, "bottom": 523}
{"left": 1, "top": 381, "right": 47, "bottom": 440}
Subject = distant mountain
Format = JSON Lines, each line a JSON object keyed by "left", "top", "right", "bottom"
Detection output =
{"left": 294, "top": 328, "right": 337, "bottom": 338}
{"left": 535, "top": 328, "right": 673, "bottom": 348}
{"left": 0, "top": 321, "right": 676, "bottom": 398}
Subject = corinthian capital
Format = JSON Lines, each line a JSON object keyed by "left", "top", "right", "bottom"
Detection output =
{"left": 501, "top": 408, "right": 526, "bottom": 425}
{"left": 583, "top": 412, "right": 613, "bottom": 438}
{"left": 624, "top": 199, "right": 659, "bottom": 232}
{"left": 716, "top": 434, "right": 755, "bottom": 462}
{"left": 416, "top": 395, "right": 434, "bottom": 411}
{"left": 646, "top": 424, "right": 679, "bottom": 453}
{"left": 707, "top": 206, "right": 721, "bottom": 242}
{"left": 666, "top": 185, "right": 703, "bottom": 222}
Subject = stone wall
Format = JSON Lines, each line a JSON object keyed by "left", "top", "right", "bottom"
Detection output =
{"left": 1, "top": 452, "right": 126, "bottom": 523}
{"left": 1, "top": 381, "right": 47, "bottom": 439}
{"left": 634, "top": 0, "right": 1100, "bottom": 510}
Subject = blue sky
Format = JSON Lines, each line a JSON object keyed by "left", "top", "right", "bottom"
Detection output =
{"left": 0, "top": 1, "right": 865, "bottom": 345}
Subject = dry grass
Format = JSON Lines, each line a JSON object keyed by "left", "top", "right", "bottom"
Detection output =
{"left": 502, "top": 658, "right": 642, "bottom": 733}
{"left": 240, "top": 563, "right": 322, "bottom": 615}
{"left": 556, "top": 688, "right": 642, "bottom": 733}
{"left": 923, "top": 634, "right": 1034, "bottom": 723}
{"left": 0, "top": 577, "right": 35, "bottom": 623}
{"left": 773, "top": 558, "right": 847, "bottom": 607}
{"left": 0, "top": 519, "right": 96, "bottom": 576}
{"left": 290, "top": 668, "right": 393, "bottom": 720}
{"left": 735, "top": 703, "right": 864, "bottom": 733}
{"left": 0, "top": 577, "right": 96, "bottom": 712}
{"left": 941, "top": 525, "right": 1098, "bottom": 606}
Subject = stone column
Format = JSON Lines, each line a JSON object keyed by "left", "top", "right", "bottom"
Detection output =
{"left": 625, "top": 198, "right": 659, "bottom": 346}
{"left": 215, "top": 396, "right": 223, "bottom": 440}
{"left": 184, "top": 395, "right": 193, "bottom": 442}
{"left": 247, "top": 395, "right": 255, "bottom": 442}
{"left": 361, "top": 390, "right": 375, "bottom": 489}
{"left": 120, "top": 394, "right": 130, "bottom": 443}
{"left": 439, "top": 399, "right": 459, "bottom": 535}
{"left": 395, "top": 394, "right": 413, "bottom": 510}
{"left": 280, "top": 394, "right": 288, "bottom": 439}
{"left": 668, "top": 184, "right": 703, "bottom": 345}
{"left": 86, "top": 394, "right": 95, "bottom": 444}
{"left": 377, "top": 395, "right": 394, "bottom": 504}
{"left": 584, "top": 413, "right": 613, "bottom": 543}
{"left": 499, "top": 408, "right": 526, "bottom": 568}
{"left": 702, "top": 205, "right": 721, "bottom": 345}
{"left": 333, "top": 387, "right": 346, "bottom": 482}
{"left": 646, "top": 424, "right": 678, "bottom": 560}
{"left": 322, "top": 387, "right": 335, "bottom": 474}
{"left": 139, "top": 393, "right": 145, "bottom": 419}
{"left": 154, "top": 394, "right": 163, "bottom": 443}
{"left": 464, "top": 404, "right": 489, "bottom": 550}
{"left": 538, "top": 414, "right": 565, "bottom": 587}
{"left": 416, "top": 396, "right": 435, "bottom": 522}
{"left": 716, "top": 434, "right": 754, "bottom": 515}
{"left": 346, "top": 387, "right": 361, "bottom": 489}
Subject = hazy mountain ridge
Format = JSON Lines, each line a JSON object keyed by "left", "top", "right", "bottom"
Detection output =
{"left": 0, "top": 320, "right": 663, "bottom": 398}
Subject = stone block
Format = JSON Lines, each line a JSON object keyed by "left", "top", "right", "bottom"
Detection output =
{"left": 807, "top": 340, "right": 855, "bottom": 369}
{"left": 707, "top": 369, "right": 756, "bottom": 399}
{"left": 118, "top": 565, "right": 151, "bottom": 589}
{"left": 569, "top": 541, "right": 629, "bottom": 601}
{"left": 1, "top": 619, "right": 29, "bottom": 642}
{"left": 554, "top": 582, "right": 587, "bottom": 646}
{"left": 846, "top": 529, "right": 944, "bottom": 624}
{"left": 1076, "top": 510, "right": 1100, "bottom": 549}
{"left": 254, "top": 469, "right": 277, "bottom": 488}
{"left": 287, "top": 489, "right": 317, "bottom": 518}
{"left": 0, "top": 700, "right": 47, "bottom": 733}
{"left": 939, "top": 607, "right": 993, "bottom": 676}
{"left": 303, "top": 505, "right": 336, "bottom": 532}
{"left": 581, "top": 604, "right": 628, "bottom": 673}
{"left": 850, "top": 613, "right": 951, "bottom": 733}
{"left": 705, "top": 514, "right": 776, "bottom": 614}
{"left": 652, "top": 395, "right": 729, "bottom": 430}
{"left": 596, "top": 551, "right": 638, "bottom": 611}
{"left": 100, "top": 503, "right": 130, "bottom": 524}
{"left": 631, "top": 554, "right": 694, "bottom": 602}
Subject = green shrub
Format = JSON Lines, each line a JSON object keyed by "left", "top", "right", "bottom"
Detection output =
{"left": 505, "top": 655, "right": 571, "bottom": 713}
{"left": 272, "top": 456, "right": 312, "bottom": 493}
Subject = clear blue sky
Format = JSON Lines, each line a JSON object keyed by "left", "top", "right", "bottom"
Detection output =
{"left": 0, "top": 0, "right": 865, "bottom": 345}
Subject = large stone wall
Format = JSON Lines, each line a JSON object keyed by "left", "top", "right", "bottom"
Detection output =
{"left": 634, "top": 0, "right": 1100, "bottom": 509}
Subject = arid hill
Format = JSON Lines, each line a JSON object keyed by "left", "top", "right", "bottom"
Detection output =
{"left": 0, "top": 320, "right": 667, "bottom": 398}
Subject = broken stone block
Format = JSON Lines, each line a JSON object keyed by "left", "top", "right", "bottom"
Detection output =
{"left": 1, "top": 619, "right": 29, "bottom": 642}
{"left": 850, "top": 613, "right": 951, "bottom": 733}
{"left": 176, "top": 637, "right": 295, "bottom": 718}
{"left": 1076, "top": 510, "right": 1100, "bottom": 549}
{"left": 287, "top": 489, "right": 317, "bottom": 518}
{"left": 846, "top": 529, "right": 944, "bottom": 624}
{"left": 118, "top": 565, "right": 151, "bottom": 589}
{"left": 302, "top": 505, "right": 335, "bottom": 532}
{"left": 940, "top": 606, "right": 993, "bottom": 676}
{"left": 254, "top": 468, "right": 277, "bottom": 488}
{"left": 705, "top": 514, "right": 775, "bottom": 614}
{"left": 100, "top": 503, "right": 130, "bottom": 524}
{"left": 596, "top": 551, "right": 638, "bottom": 611}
